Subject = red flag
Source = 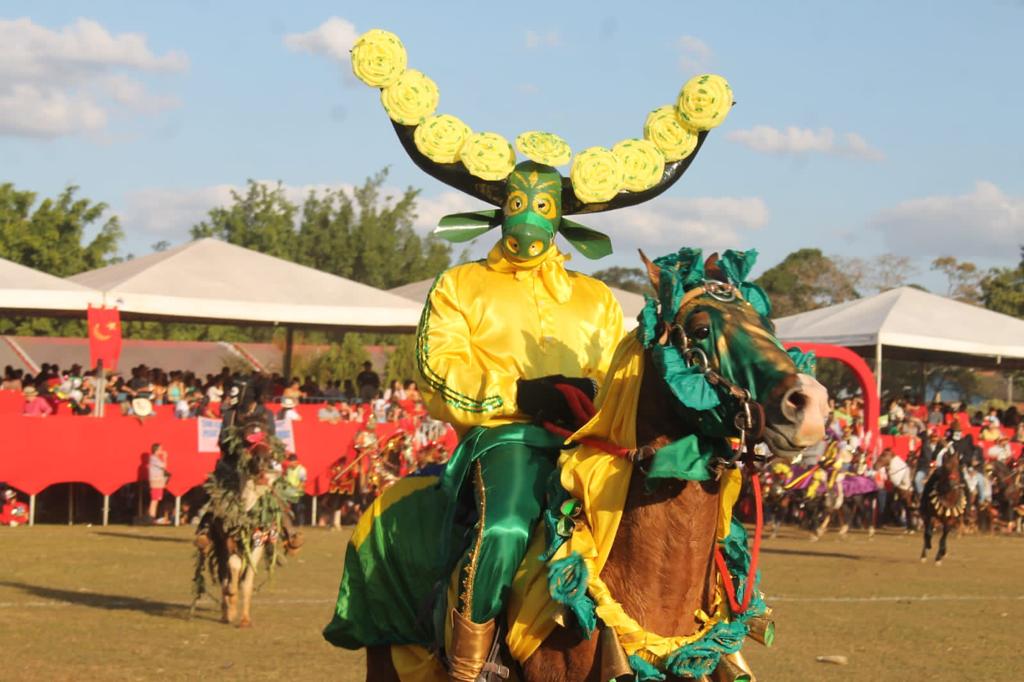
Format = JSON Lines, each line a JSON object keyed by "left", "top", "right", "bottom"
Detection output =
{"left": 87, "top": 305, "right": 122, "bottom": 371}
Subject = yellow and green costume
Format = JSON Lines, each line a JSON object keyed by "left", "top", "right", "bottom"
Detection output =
{"left": 324, "top": 27, "right": 737, "bottom": 682}
{"left": 419, "top": 242, "right": 624, "bottom": 625}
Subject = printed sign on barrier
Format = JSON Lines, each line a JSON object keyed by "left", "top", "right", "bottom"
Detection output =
{"left": 196, "top": 418, "right": 297, "bottom": 454}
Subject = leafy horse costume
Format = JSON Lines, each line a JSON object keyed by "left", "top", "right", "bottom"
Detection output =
{"left": 324, "top": 29, "right": 735, "bottom": 681}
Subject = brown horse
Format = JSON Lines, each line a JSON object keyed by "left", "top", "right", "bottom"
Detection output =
{"left": 365, "top": 252, "right": 828, "bottom": 681}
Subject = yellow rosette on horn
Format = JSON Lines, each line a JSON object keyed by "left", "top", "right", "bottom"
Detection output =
{"left": 414, "top": 114, "right": 472, "bottom": 164}
{"left": 677, "top": 74, "right": 733, "bottom": 131}
{"left": 644, "top": 105, "right": 699, "bottom": 162}
{"left": 515, "top": 131, "right": 572, "bottom": 167}
{"left": 570, "top": 146, "right": 624, "bottom": 204}
{"left": 612, "top": 139, "right": 665, "bottom": 192}
{"left": 381, "top": 69, "right": 439, "bottom": 126}
{"left": 459, "top": 132, "right": 516, "bottom": 181}
{"left": 350, "top": 29, "right": 408, "bottom": 88}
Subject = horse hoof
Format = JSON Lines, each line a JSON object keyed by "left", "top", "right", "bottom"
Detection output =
{"left": 935, "top": 561, "right": 943, "bottom": 567}
{"left": 238, "top": 618, "right": 252, "bottom": 628}
{"left": 920, "top": 557, "right": 927, "bottom": 563}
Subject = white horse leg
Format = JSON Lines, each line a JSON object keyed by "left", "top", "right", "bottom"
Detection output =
{"left": 223, "top": 553, "right": 242, "bottom": 624}
{"left": 238, "top": 544, "right": 263, "bottom": 628}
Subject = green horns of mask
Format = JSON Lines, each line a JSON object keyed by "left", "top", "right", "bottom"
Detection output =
{"left": 433, "top": 161, "right": 613, "bottom": 260}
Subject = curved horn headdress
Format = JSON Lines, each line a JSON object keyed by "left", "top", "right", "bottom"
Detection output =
{"left": 350, "top": 29, "right": 733, "bottom": 258}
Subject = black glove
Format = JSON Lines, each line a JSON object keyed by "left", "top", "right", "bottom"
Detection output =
{"left": 516, "top": 375, "right": 597, "bottom": 426}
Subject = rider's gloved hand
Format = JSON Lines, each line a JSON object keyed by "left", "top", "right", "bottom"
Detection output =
{"left": 515, "top": 375, "right": 597, "bottom": 427}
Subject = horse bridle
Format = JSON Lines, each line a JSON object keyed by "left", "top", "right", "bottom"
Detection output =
{"left": 652, "top": 279, "right": 767, "bottom": 473}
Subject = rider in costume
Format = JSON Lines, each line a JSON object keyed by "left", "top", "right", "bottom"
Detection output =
{"left": 323, "top": 29, "right": 732, "bottom": 681}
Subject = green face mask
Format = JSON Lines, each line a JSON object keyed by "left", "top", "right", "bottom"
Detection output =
{"left": 500, "top": 162, "right": 561, "bottom": 260}
{"left": 433, "top": 163, "right": 614, "bottom": 260}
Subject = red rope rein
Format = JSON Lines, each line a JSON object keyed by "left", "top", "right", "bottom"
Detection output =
{"left": 714, "top": 472, "right": 763, "bottom": 615}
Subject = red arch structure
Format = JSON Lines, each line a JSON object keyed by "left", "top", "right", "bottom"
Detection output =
{"left": 784, "top": 341, "right": 880, "bottom": 453}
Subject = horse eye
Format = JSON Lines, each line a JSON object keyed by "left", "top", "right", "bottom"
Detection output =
{"left": 692, "top": 326, "right": 711, "bottom": 340}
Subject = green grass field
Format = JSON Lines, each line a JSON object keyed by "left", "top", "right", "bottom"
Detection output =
{"left": 2, "top": 524, "right": 1021, "bottom": 681}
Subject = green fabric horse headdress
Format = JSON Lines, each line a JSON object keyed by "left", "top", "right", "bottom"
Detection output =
{"left": 347, "top": 29, "right": 735, "bottom": 259}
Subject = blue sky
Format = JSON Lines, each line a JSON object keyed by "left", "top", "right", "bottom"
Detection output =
{"left": 1, "top": 1, "right": 1021, "bottom": 288}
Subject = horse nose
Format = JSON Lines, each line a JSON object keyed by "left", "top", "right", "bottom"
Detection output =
{"left": 772, "top": 373, "right": 829, "bottom": 450}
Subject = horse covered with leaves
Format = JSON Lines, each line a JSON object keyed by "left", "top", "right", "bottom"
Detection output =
{"left": 327, "top": 247, "right": 828, "bottom": 681}
{"left": 191, "top": 379, "right": 301, "bottom": 627}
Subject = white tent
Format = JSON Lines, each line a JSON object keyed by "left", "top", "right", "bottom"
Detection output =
{"left": 390, "top": 276, "right": 646, "bottom": 329}
{"left": 774, "top": 286, "right": 1024, "bottom": 393}
{"left": 0, "top": 257, "right": 100, "bottom": 314}
{"left": 70, "top": 238, "right": 423, "bottom": 332}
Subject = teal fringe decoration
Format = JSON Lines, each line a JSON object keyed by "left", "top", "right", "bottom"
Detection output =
{"left": 665, "top": 619, "right": 748, "bottom": 678}
{"left": 628, "top": 654, "right": 666, "bottom": 681}
{"left": 786, "top": 346, "right": 817, "bottom": 376}
{"left": 547, "top": 552, "right": 596, "bottom": 637}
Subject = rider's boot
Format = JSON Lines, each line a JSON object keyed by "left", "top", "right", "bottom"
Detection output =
{"left": 447, "top": 609, "right": 495, "bottom": 682}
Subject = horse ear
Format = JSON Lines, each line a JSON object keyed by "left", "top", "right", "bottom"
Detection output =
{"left": 704, "top": 252, "right": 726, "bottom": 282}
{"left": 638, "top": 249, "right": 660, "bottom": 290}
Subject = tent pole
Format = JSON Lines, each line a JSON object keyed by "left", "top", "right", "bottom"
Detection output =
{"left": 29, "top": 494, "right": 35, "bottom": 526}
{"left": 311, "top": 494, "right": 318, "bottom": 527}
{"left": 102, "top": 495, "right": 109, "bottom": 526}
{"left": 283, "top": 326, "right": 294, "bottom": 382}
{"left": 68, "top": 483, "right": 74, "bottom": 526}
{"left": 875, "top": 342, "right": 883, "bottom": 404}
{"left": 174, "top": 496, "right": 181, "bottom": 527}
{"left": 95, "top": 359, "right": 105, "bottom": 417}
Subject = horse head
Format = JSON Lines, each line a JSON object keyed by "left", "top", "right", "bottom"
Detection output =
{"left": 638, "top": 247, "right": 828, "bottom": 459}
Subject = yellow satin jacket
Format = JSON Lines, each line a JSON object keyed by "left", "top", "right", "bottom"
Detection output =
{"left": 417, "top": 244, "right": 626, "bottom": 435}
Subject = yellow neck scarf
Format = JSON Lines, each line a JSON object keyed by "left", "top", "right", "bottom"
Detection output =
{"left": 486, "top": 242, "right": 573, "bottom": 304}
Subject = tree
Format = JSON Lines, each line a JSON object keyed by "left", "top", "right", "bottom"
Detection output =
{"left": 0, "top": 183, "right": 122, "bottom": 276}
{"left": 0, "top": 184, "right": 123, "bottom": 336}
{"left": 591, "top": 267, "right": 653, "bottom": 295}
{"left": 981, "top": 246, "right": 1024, "bottom": 319}
{"left": 931, "top": 256, "right": 982, "bottom": 304}
{"left": 834, "top": 253, "right": 919, "bottom": 296}
{"left": 755, "top": 249, "right": 858, "bottom": 317}
{"left": 294, "top": 334, "right": 370, "bottom": 386}
{"left": 384, "top": 335, "right": 419, "bottom": 384}
{"left": 191, "top": 170, "right": 452, "bottom": 289}
{"left": 191, "top": 181, "right": 299, "bottom": 260}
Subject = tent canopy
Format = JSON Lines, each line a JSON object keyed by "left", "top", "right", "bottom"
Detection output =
{"left": 70, "top": 239, "right": 423, "bottom": 332}
{"left": 390, "top": 276, "right": 646, "bottom": 330}
{"left": 0, "top": 257, "right": 100, "bottom": 314}
{"left": 775, "top": 286, "right": 1024, "bottom": 370}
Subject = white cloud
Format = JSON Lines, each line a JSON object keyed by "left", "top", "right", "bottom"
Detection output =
{"left": 870, "top": 181, "right": 1023, "bottom": 260}
{"left": 677, "top": 35, "right": 712, "bottom": 73}
{"left": 525, "top": 30, "right": 561, "bottom": 49}
{"left": 0, "top": 17, "right": 186, "bottom": 138}
{"left": 584, "top": 195, "right": 769, "bottom": 255}
{"left": 727, "top": 125, "right": 884, "bottom": 161}
{"left": 283, "top": 17, "right": 359, "bottom": 63}
{"left": 0, "top": 84, "right": 107, "bottom": 137}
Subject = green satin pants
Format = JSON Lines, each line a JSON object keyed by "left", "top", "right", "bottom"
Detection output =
{"left": 456, "top": 442, "right": 555, "bottom": 623}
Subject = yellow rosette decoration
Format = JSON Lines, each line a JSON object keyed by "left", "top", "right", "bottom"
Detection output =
{"left": 380, "top": 69, "right": 439, "bottom": 126}
{"left": 414, "top": 114, "right": 472, "bottom": 164}
{"left": 459, "top": 132, "right": 516, "bottom": 181}
{"left": 350, "top": 29, "right": 407, "bottom": 88}
{"left": 643, "top": 105, "right": 699, "bottom": 162}
{"left": 570, "top": 146, "right": 624, "bottom": 204}
{"left": 677, "top": 74, "right": 733, "bottom": 131}
{"left": 514, "top": 131, "right": 572, "bottom": 167}
{"left": 612, "top": 139, "right": 665, "bottom": 192}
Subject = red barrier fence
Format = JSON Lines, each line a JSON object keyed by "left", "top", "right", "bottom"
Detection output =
{"left": 0, "top": 395, "right": 457, "bottom": 499}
